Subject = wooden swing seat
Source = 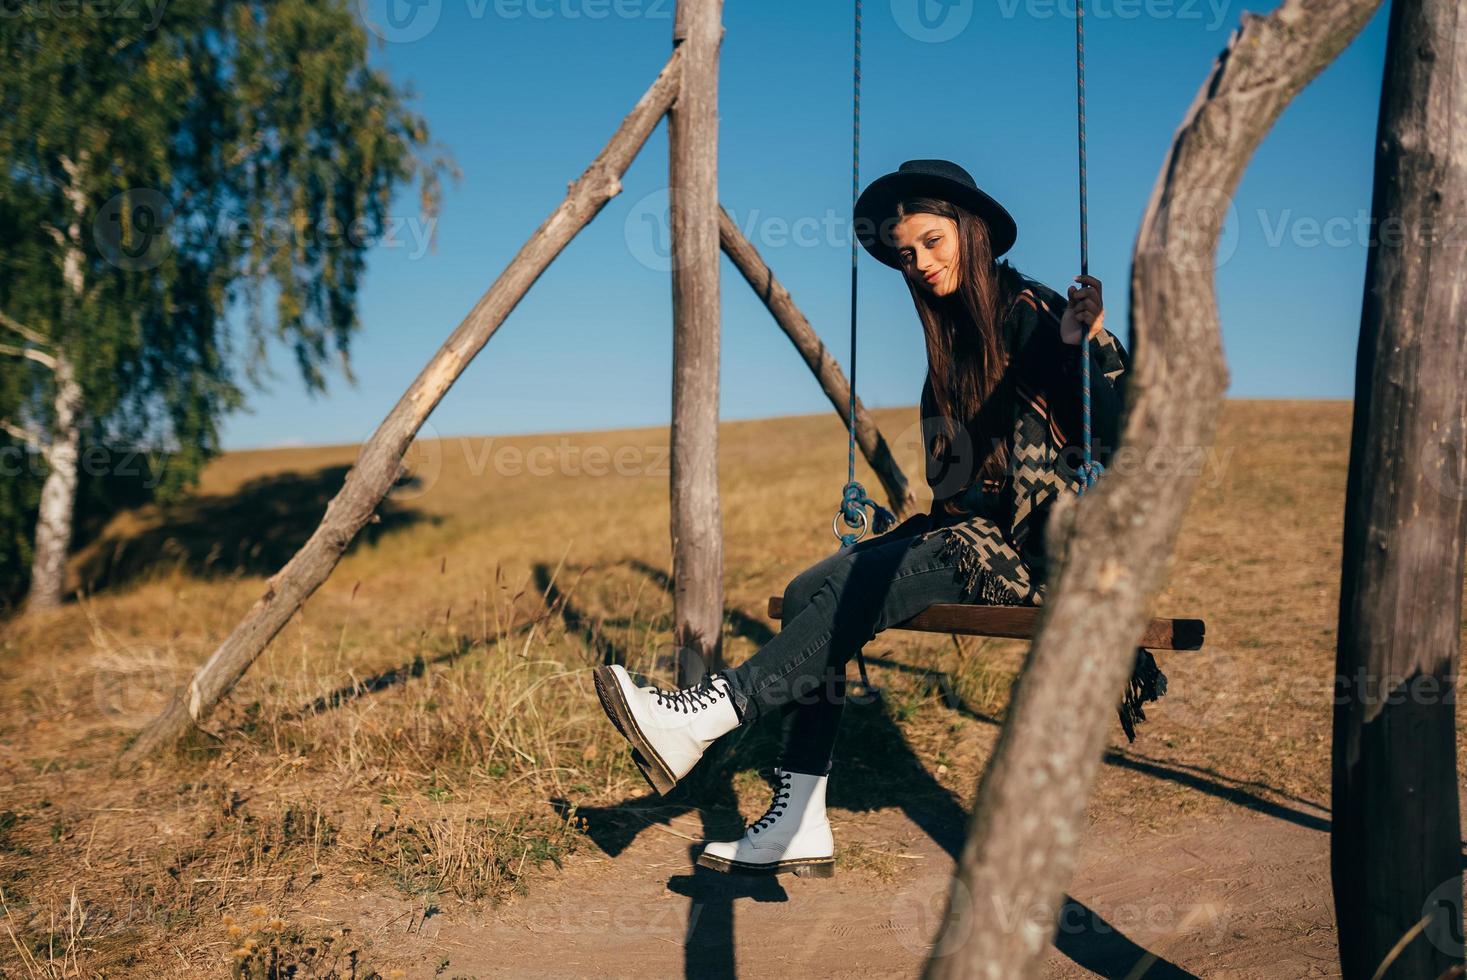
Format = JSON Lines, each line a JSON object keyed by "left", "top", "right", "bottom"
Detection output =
{"left": 766, "top": 597, "right": 1205, "bottom": 651}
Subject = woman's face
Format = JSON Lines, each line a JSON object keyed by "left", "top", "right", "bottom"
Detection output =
{"left": 892, "top": 212, "right": 960, "bottom": 297}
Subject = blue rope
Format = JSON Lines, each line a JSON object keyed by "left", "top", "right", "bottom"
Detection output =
{"left": 837, "top": 0, "right": 895, "bottom": 548}
{"left": 1074, "top": 0, "right": 1104, "bottom": 494}
{"left": 840, "top": 0, "right": 891, "bottom": 697}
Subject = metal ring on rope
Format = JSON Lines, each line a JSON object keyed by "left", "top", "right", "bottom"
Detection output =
{"left": 833, "top": 480, "right": 896, "bottom": 547}
{"left": 832, "top": 506, "right": 868, "bottom": 545}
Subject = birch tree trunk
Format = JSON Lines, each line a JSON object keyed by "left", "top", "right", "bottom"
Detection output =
{"left": 1331, "top": 0, "right": 1467, "bottom": 974}
{"left": 120, "top": 50, "right": 683, "bottom": 765}
{"left": 668, "top": 0, "right": 724, "bottom": 687}
{"left": 25, "top": 151, "right": 89, "bottom": 613}
{"left": 922, "top": 2, "right": 1383, "bottom": 976}
{"left": 26, "top": 351, "right": 81, "bottom": 612}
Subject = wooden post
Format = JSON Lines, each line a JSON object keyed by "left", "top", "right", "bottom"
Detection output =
{"left": 668, "top": 0, "right": 725, "bottom": 687}
{"left": 118, "top": 50, "right": 684, "bottom": 766}
{"left": 920, "top": 1, "right": 1383, "bottom": 976}
{"left": 719, "top": 205, "right": 918, "bottom": 523}
{"left": 1331, "top": 0, "right": 1467, "bottom": 974}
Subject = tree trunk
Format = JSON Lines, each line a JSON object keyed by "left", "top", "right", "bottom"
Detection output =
{"left": 922, "top": 2, "right": 1383, "bottom": 976}
{"left": 119, "top": 49, "right": 684, "bottom": 766}
{"left": 718, "top": 205, "right": 917, "bottom": 523}
{"left": 26, "top": 151, "right": 89, "bottom": 614}
{"left": 25, "top": 350, "right": 81, "bottom": 612}
{"left": 1331, "top": 0, "right": 1467, "bottom": 975}
{"left": 668, "top": 0, "right": 724, "bottom": 687}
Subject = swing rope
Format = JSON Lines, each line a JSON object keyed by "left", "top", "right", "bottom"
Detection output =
{"left": 1074, "top": 0, "right": 1104, "bottom": 493}
{"left": 837, "top": 0, "right": 890, "bottom": 697}
{"left": 1073, "top": 1, "right": 1164, "bottom": 732}
{"left": 836, "top": 0, "right": 896, "bottom": 549}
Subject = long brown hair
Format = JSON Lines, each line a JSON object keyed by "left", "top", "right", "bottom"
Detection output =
{"left": 897, "top": 197, "right": 1026, "bottom": 496}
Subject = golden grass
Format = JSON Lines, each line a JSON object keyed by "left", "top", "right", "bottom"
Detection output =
{"left": 0, "top": 399, "right": 1463, "bottom": 976}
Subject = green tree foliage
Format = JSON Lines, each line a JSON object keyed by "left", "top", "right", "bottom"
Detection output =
{"left": 0, "top": 0, "right": 454, "bottom": 609}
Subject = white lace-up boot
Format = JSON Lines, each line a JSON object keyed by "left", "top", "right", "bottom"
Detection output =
{"left": 592, "top": 664, "right": 741, "bottom": 795}
{"left": 697, "top": 767, "right": 835, "bottom": 878}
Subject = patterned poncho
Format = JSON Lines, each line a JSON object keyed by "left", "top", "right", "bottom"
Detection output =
{"left": 897, "top": 273, "right": 1165, "bottom": 740}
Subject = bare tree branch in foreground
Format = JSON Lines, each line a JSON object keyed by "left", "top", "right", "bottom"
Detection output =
{"left": 923, "top": 1, "right": 1384, "bottom": 975}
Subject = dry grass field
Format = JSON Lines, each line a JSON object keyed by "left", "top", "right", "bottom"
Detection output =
{"left": 1, "top": 399, "right": 1464, "bottom": 978}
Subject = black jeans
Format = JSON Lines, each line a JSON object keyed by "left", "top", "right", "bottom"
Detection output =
{"left": 720, "top": 514, "right": 977, "bottom": 775}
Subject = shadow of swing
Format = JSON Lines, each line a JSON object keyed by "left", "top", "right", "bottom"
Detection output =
{"left": 538, "top": 555, "right": 1201, "bottom": 980}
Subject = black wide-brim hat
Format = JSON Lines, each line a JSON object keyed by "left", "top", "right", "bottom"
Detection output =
{"left": 854, "top": 159, "right": 1018, "bottom": 268}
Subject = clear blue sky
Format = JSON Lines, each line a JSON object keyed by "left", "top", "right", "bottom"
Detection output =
{"left": 220, "top": 0, "right": 1391, "bottom": 450}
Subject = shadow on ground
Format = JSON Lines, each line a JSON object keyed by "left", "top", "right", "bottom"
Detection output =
{"left": 262, "top": 547, "right": 1340, "bottom": 978}
{"left": 75, "top": 465, "right": 433, "bottom": 596}
{"left": 542, "top": 556, "right": 1211, "bottom": 980}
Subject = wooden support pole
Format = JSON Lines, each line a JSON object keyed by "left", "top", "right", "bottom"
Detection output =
{"left": 1331, "top": 0, "right": 1467, "bottom": 974}
{"left": 719, "top": 205, "right": 918, "bottom": 523}
{"left": 119, "top": 49, "right": 685, "bottom": 767}
{"left": 921, "top": 1, "right": 1383, "bottom": 975}
{"left": 668, "top": 0, "right": 725, "bottom": 687}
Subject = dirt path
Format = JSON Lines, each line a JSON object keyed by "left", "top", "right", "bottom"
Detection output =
{"left": 372, "top": 794, "right": 1338, "bottom": 979}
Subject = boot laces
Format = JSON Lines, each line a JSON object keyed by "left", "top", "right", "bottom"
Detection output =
{"left": 750, "top": 770, "right": 793, "bottom": 834}
{"left": 652, "top": 675, "right": 728, "bottom": 714}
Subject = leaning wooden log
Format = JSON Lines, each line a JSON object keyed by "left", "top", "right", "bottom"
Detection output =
{"left": 119, "top": 48, "right": 685, "bottom": 767}
{"left": 719, "top": 205, "right": 918, "bottom": 523}
{"left": 667, "top": 0, "right": 725, "bottom": 687}
{"left": 921, "top": 1, "right": 1385, "bottom": 977}
{"left": 1331, "top": 0, "right": 1467, "bottom": 975}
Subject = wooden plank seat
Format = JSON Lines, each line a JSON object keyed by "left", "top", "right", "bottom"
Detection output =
{"left": 766, "top": 597, "right": 1205, "bottom": 651}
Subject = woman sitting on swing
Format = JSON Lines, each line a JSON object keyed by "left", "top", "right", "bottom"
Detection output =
{"left": 592, "top": 159, "right": 1163, "bottom": 879}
